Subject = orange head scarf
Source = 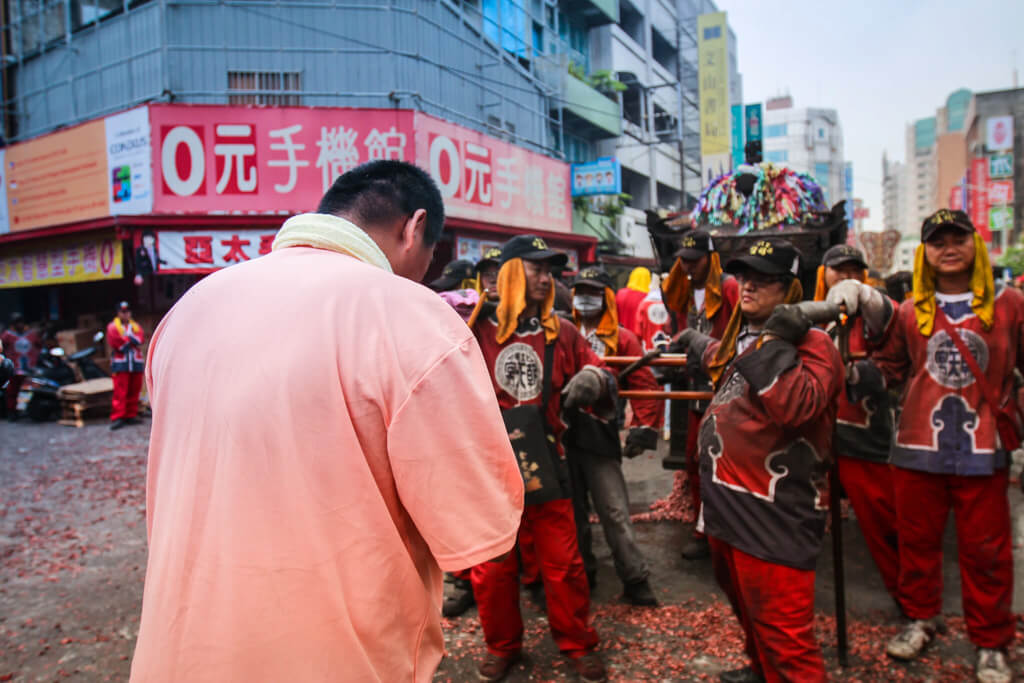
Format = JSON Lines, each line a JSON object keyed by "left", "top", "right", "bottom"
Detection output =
{"left": 707, "top": 277, "right": 804, "bottom": 386}
{"left": 812, "top": 265, "right": 868, "bottom": 302}
{"left": 471, "top": 258, "right": 559, "bottom": 344}
{"left": 912, "top": 232, "right": 994, "bottom": 336}
{"left": 662, "top": 252, "right": 723, "bottom": 320}
{"left": 572, "top": 285, "right": 619, "bottom": 354}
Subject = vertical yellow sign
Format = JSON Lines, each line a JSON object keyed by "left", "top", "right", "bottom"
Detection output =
{"left": 697, "top": 12, "right": 729, "bottom": 158}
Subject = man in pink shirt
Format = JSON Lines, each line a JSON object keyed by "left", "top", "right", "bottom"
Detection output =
{"left": 131, "top": 161, "right": 524, "bottom": 682}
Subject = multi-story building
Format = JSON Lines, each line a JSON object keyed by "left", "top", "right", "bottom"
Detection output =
{"left": 759, "top": 96, "right": 847, "bottom": 208}
{"left": 1, "top": 0, "right": 635, "bottom": 320}
{"left": 882, "top": 153, "right": 906, "bottom": 234}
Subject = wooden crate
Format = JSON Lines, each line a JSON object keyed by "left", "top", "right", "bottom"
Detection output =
{"left": 57, "top": 378, "right": 113, "bottom": 428}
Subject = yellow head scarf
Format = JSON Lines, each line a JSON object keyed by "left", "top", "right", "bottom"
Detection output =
{"left": 912, "top": 232, "right": 994, "bottom": 336}
{"left": 626, "top": 267, "right": 651, "bottom": 293}
{"left": 662, "top": 252, "right": 724, "bottom": 320}
{"left": 486, "top": 258, "right": 560, "bottom": 344}
{"left": 707, "top": 277, "right": 804, "bottom": 386}
{"left": 573, "top": 286, "right": 619, "bottom": 354}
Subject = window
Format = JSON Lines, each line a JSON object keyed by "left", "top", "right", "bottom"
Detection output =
{"left": 764, "top": 123, "right": 788, "bottom": 138}
{"left": 10, "top": 0, "right": 66, "bottom": 56}
{"left": 73, "top": 0, "right": 125, "bottom": 29}
{"left": 228, "top": 71, "right": 302, "bottom": 106}
{"left": 814, "top": 162, "right": 831, "bottom": 182}
{"left": 765, "top": 150, "right": 788, "bottom": 163}
{"left": 702, "top": 25, "right": 721, "bottom": 40}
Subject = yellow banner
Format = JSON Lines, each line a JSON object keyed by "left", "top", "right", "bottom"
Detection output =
{"left": 698, "top": 12, "right": 729, "bottom": 157}
{"left": 0, "top": 236, "right": 123, "bottom": 288}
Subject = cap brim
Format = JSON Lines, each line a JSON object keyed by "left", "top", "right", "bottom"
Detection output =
{"left": 724, "top": 254, "right": 792, "bottom": 277}
{"left": 824, "top": 256, "right": 868, "bottom": 269}
{"left": 572, "top": 278, "right": 609, "bottom": 290}
{"left": 429, "top": 275, "right": 462, "bottom": 291}
{"left": 674, "top": 248, "right": 707, "bottom": 260}
{"left": 522, "top": 250, "right": 569, "bottom": 267}
{"left": 922, "top": 222, "right": 974, "bottom": 242}
{"left": 474, "top": 258, "right": 499, "bottom": 273}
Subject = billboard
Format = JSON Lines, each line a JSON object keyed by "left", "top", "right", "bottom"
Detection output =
{"left": 154, "top": 229, "right": 278, "bottom": 274}
{"left": 969, "top": 157, "right": 990, "bottom": 241}
{"left": 990, "top": 206, "right": 1013, "bottom": 233}
{"left": 0, "top": 236, "right": 123, "bottom": 289}
{"left": 105, "top": 107, "right": 153, "bottom": 216}
{"left": 697, "top": 11, "right": 729, "bottom": 175}
{"left": 744, "top": 104, "right": 762, "bottom": 142}
{"left": 987, "top": 116, "right": 1014, "bottom": 151}
{"left": 989, "top": 153, "right": 1013, "bottom": 179}
{"left": 730, "top": 105, "right": 744, "bottom": 168}
{"left": 570, "top": 158, "right": 621, "bottom": 197}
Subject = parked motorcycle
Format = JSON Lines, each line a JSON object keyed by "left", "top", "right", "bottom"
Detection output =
{"left": 16, "top": 332, "right": 108, "bottom": 422}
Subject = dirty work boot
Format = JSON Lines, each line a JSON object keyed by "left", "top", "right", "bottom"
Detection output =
{"left": 719, "top": 666, "right": 764, "bottom": 683}
{"left": 976, "top": 648, "right": 1011, "bottom": 683}
{"left": 623, "top": 579, "right": 658, "bottom": 606}
{"left": 680, "top": 535, "right": 710, "bottom": 561}
{"left": 886, "top": 618, "right": 938, "bottom": 660}
{"left": 442, "top": 579, "right": 475, "bottom": 618}
{"left": 477, "top": 652, "right": 520, "bottom": 682}
{"left": 570, "top": 652, "right": 607, "bottom": 682}
{"left": 109, "top": 418, "right": 126, "bottom": 431}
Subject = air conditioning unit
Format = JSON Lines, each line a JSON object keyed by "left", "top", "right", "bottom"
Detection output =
{"left": 615, "top": 214, "right": 634, "bottom": 239}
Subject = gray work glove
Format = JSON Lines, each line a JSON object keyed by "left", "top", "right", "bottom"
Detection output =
{"left": 826, "top": 280, "right": 891, "bottom": 335}
{"left": 623, "top": 426, "right": 659, "bottom": 458}
{"left": 763, "top": 304, "right": 812, "bottom": 344}
{"left": 562, "top": 366, "right": 605, "bottom": 410}
{"left": 669, "top": 328, "right": 713, "bottom": 359}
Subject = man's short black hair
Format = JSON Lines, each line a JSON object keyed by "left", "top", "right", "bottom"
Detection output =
{"left": 316, "top": 160, "right": 445, "bottom": 245}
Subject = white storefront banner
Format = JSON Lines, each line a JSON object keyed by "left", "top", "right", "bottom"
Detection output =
{"left": 155, "top": 229, "right": 279, "bottom": 273}
{"left": 105, "top": 107, "right": 153, "bottom": 215}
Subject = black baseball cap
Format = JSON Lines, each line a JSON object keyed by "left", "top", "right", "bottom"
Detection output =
{"left": 475, "top": 247, "right": 502, "bottom": 273}
{"left": 429, "top": 259, "right": 476, "bottom": 292}
{"left": 572, "top": 266, "right": 614, "bottom": 291}
{"left": 822, "top": 244, "right": 868, "bottom": 270}
{"left": 675, "top": 230, "right": 715, "bottom": 260}
{"left": 921, "top": 209, "right": 975, "bottom": 242}
{"left": 500, "top": 234, "right": 569, "bottom": 267}
{"left": 725, "top": 238, "right": 801, "bottom": 278}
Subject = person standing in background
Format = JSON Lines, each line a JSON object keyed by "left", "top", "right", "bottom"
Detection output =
{"left": 107, "top": 301, "right": 146, "bottom": 430}
{"left": 1, "top": 313, "right": 41, "bottom": 421}
{"left": 615, "top": 267, "right": 650, "bottom": 335}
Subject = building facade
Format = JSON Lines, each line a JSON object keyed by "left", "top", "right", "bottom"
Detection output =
{"left": 760, "top": 97, "right": 847, "bottom": 208}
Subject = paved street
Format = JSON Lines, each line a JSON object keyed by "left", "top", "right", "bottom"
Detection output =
{"left": 2, "top": 420, "right": 1024, "bottom": 681}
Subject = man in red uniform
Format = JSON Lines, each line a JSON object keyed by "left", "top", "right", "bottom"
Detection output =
{"left": 567, "top": 266, "right": 663, "bottom": 605}
{"left": 870, "top": 210, "right": 1019, "bottom": 682}
{"left": 813, "top": 245, "right": 900, "bottom": 603}
{"left": 615, "top": 267, "right": 650, "bottom": 335}
{"left": 469, "top": 235, "right": 611, "bottom": 682}
{"left": 107, "top": 301, "right": 145, "bottom": 430}
{"left": 1, "top": 313, "right": 41, "bottom": 420}
{"left": 663, "top": 230, "right": 739, "bottom": 560}
{"left": 476, "top": 247, "right": 502, "bottom": 300}
{"left": 673, "top": 238, "right": 842, "bottom": 683}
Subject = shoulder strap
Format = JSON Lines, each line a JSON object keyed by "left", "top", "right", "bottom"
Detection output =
{"left": 934, "top": 307, "right": 1004, "bottom": 413}
{"left": 541, "top": 341, "right": 555, "bottom": 409}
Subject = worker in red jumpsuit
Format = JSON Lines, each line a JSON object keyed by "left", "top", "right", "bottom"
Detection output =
{"left": 566, "top": 266, "right": 663, "bottom": 605}
{"left": 107, "top": 301, "right": 145, "bottom": 430}
{"left": 662, "top": 230, "right": 739, "bottom": 560}
{"left": 672, "top": 238, "right": 842, "bottom": 683}
{"left": 812, "top": 244, "right": 900, "bottom": 603}
{"left": 2, "top": 312, "right": 41, "bottom": 420}
{"left": 469, "top": 235, "right": 612, "bottom": 683}
{"left": 870, "top": 210, "right": 1019, "bottom": 683}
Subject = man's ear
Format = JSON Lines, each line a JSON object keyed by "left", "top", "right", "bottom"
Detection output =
{"left": 400, "top": 209, "right": 428, "bottom": 250}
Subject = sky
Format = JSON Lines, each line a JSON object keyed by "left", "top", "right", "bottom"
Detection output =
{"left": 714, "top": 0, "right": 1024, "bottom": 226}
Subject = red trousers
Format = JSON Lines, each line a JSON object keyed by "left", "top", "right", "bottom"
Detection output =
{"left": 471, "top": 498, "right": 598, "bottom": 658}
{"left": 5, "top": 374, "right": 25, "bottom": 413}
{"left": 518, "top": 525, "right": 540, "bottom": 585}
{"left": 892, "top": 467, "right": 1014, "bottom": 648}
{"left": 111, "top": 371, "right": 144, "bottom": 421}
{"left": 686, "top": 410, "right": 704, "bottom": 538}
{"left": 709, "top": 537, "right": 825, "bottom": 683}
{"left": 836, "top": 458, "right": 899, "bottom": 600}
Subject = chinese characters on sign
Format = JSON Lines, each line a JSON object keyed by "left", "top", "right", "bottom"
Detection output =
{"left": 0, "top": 238, "right": 123, "bottom": 289}
{"left": 151, "top": 105, "right": 415, "bottom": 213}
{"left": 155, "top": 229, "right": 280, "bottom": 273}
{"left": 416, "top": 113, "right": 571, "bottom": 233}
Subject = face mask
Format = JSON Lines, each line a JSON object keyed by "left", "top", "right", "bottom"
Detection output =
{"left": 573, "top": 294, "right": 604, "bottom": 316}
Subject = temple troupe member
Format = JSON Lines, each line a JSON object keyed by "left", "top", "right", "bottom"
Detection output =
{"left": 672, "top": 238, "right": 843, "bottom": 683}
{"left": 1, "top": 312, "right": 41, "bottom": 421}
{"left": 131, "top": 160, "right": 524, "bottom": 682}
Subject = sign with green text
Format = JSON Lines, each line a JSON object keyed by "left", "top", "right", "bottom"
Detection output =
{"left": 989, "top": 154, "right": 1013, "bottom": 179}
{"left": 989, "top": 206, "right": 1014, "bottom": 233}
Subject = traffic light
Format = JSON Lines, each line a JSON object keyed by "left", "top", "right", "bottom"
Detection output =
{"left": 744, "top": 140, "right": 762, "bottom": 165}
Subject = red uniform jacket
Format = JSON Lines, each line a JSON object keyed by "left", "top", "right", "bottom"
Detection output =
{"left": 831, "top": 304, "right": 895, "bottom": 463}
{"left": 107, "top": 320, "right": 145, "bottom": 373}
{"left": 697, "top": 328, "right": 843, "bottom": 570}
{"left": 1, "top": 329, "right": 41, "bottom": 375}
{"left": 871, "top": 286, "right": 1024, "bottom": 475}
{"left": 687, "top": 277, "right": 740, "bottom": 412}
{"left": 615, "top": 288, "right": 646, "bottom": 336}
{"left": 635, "top": 296, "right": 672, "bottom": 353}
{"left": 473, "top": 311, "right": 607, "bottom": 454}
